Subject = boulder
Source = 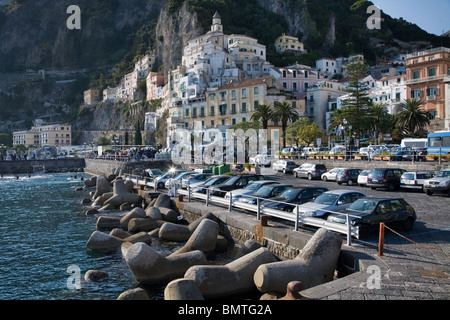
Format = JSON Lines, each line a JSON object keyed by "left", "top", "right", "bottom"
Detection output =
{"left": 123, "top": 231, "right": 152, "bottom": 245}
{"left": 84, "top": 176, "right": 97, "bottom": 188}
{"left": 96, "top": 216, "right": 122, "bottom": 230}
{"left": 127, "top": 218, "right": 158, "bottom": 233}
{"left": 92, "top": 192, "right": 113, "bottom": 206}
{"left": 153, "top": 193, "right": 171, "bottom": 209}
{"left": 84, "top": 270, "right": 108, "bottom": 282}
{"left": 158, "top": 207, "right": 178, "bottom": 223}
{"left": 145, "top": 206, "right": 162, "bottom": 220}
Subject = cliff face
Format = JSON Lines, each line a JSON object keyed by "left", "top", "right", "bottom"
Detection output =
{"left": 0, "top": 0, "right": 166, "bottom": 72}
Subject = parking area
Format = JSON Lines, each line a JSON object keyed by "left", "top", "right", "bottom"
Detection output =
{"left": 269, "top": 170, "right": 450, "bottom": 243}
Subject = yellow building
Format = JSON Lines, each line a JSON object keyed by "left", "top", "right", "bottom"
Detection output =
{"left": 13, "top": 121, "right": 72, "bottom": 148}
{"left": 83, "top": 89, "right": 101, "bottom": 106}
{"left": 180, "top": 76, "right": 305, "bottom": 130}
{"left": 275, "top": 33, "right": 306, "bottom": 55}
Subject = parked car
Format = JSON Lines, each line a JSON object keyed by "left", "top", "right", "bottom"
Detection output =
{"left": 209, "top": 174, "right": 265, "bottom": 197}
{"left": 144, "top": 169, "right": 164, "bottom": 179}
{"left": 295, "top": 189, "right": 367, "bottom": 218}
{"left": 329, "top": 146, "right": 346, "bottom": 155}
{"left": 400, "top": 172, "right": 435, "bottom": 190}
{"left": 190, "top": 175, "right": 231, "bottom": 193}
{"left": 154, "top": 169, "right": 187, "bottom": 189}
{"left": 300, "top": 147, "right": 315, "bottom": 158}
{"left": 327, "top": 197, "right": 416, "bottom": 239}
{"left": 336, "top": 168, "right": 362, "bottom": 186}
{"left": 389, "top": 147, "right": 413, "bottom": 161}
{"left": 357, "top": 170, "right": 371, "bottom": 187}
{"left": 165, "top": 171, "right": 197, "bottom": 189}
{"left": 249, "top": 154, "right": 273, "bottom": 167}
{"left": 272, "top": 160, "right": 297, "bottom": 173}
{"left": 366, "top": 168, "right": 405, "bottom": 191}
{"left": 261, "top": 187, "right": 328, "bottom": 212}
{"left": 321, "top": 168, "right": 343, "bottom": 182}
{"left": 237, "top": 184, "right": 293, "bottom": 204}
{"left": 293, "top": 163, "right": 327, "bottom": 180}
{"left": 181, "top": 173, "right": 213, "bottom": 189}
{"left": 224, "top": 180, "right": 280, "bottom": 201}
{"left": 423, "top": 169, "right": 450, "bottom": 196}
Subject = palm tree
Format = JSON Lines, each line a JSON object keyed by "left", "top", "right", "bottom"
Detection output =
{"left": 272, "top": 101, "right": 299, "bottom": 148}
{"left": 250, "top": 104, "right": 273, "bottom": 130}
{"left": 369, "top": 103, "right": 394, "bottom": 135}
{"left": 327, "top": 108, "right": 347, "bottom": 137}
{"left": 396, "top": 99, "right": 433, "bottom": 135}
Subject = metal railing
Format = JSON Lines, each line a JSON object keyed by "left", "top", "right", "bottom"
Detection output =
{"left": 176, "top": 185, "right": 361, "bottom": 246}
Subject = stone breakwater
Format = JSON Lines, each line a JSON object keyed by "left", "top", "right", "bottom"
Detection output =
{"left": 77, "top": 172, "right": 343, "bottom": 300}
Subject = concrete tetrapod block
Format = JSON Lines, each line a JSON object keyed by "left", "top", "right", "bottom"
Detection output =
{"left": 86, "top": 230, "right": 123, "bottom": 253}
{"left": 164, "top": 279, "right": 205, "bottom": 300}
{"left": 183, "top": 247, "right": 278, "bottom": 299}
{"left": 172, "top": 219, "right": 219, "bottom": 255}
{"left": 253, "top": 228, "right": 342, "bottom": 294}
{"left": 102, "top": 178, "right": 142, "bottom": 209}
{"left": 159, "top": 212, "right": 219, "bottom": 242}
{"left": 92, "top": 174, "right": 112, "bottom": 199}
{"left": 125, "top": 242, "right": 207, "bottom": 284}
{"left": 120, "top": 207, "right": 146, "bottom": 229}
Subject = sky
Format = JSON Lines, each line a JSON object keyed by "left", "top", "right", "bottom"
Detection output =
{"left": 371, "top": 0, "right": 450, "bottom": 36}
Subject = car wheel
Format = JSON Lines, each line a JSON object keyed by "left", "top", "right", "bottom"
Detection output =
{"left": 322, "top": 176, "right": 327, "bottom": 182}
{"left": 387, "top": 183, "right": 395, "bottom": 191}
{"left": 337, "top": 182, "right": 342, "bottom": 185}
{"left": 426, "top": 189, "right": 433, "bottom": 196}
{"left": 371, "top": 187, "right": 376, "bottom": 190}
{"left": 402, "top": 217, "right": 414, "bottom": 231}
{"left": 293, "top": 171, "right": 298, "bottom": 178}
{"left": 158, "top": 182, "right": 165, "bottom": 189}
{"left": 307, "top": 173, "right": 312, "bottom": 180}
{"left": 283, "top": 169, "right": 286, "bottom": 174}
{"left": 347, "top": 180, "right": 353, "bottom": 186}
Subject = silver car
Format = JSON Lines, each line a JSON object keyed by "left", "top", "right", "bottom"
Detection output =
{"left": 181, "top": 173, "right": 213, "bottom": 189}
{"left": 294, "top": 189, "right": 367, "bottom": 218}
{"left": 224, "top": 180, "right": 280, "bottom": 201}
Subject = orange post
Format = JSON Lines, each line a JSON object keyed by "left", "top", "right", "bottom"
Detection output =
{"left": 378, "top": 223, "right": 385, "bottom": 257}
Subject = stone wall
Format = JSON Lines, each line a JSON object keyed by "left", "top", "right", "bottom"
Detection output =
{"left": 83, "top": 158, "right": 173, "bottom": 176}
{"left": 0, "top": 158, "right": 85, "bottom": 174}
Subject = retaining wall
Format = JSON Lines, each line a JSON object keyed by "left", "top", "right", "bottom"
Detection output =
{"left": 0, "top": 158, "right": 85, "bottom": 174}
{"left": 83, "top": 159, "right": 172, "bottom": 176}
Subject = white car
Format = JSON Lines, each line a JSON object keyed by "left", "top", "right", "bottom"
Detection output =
{"left": 154, "top": 169, "right": 187, "bottom": 189}
{"left": 321, "top": 168, "right": 343, "bottom": 182}
{"left": 357, "top": 170, "right": 370, "bottom": 186}
{"left": 401, "top": 171, "right": 435, "bottom": 190}
{"left": 249, "top": 154, "right": 273, "bottom": 166}
{"left": 165, "top": 171, "right": 197, "bottom": 189}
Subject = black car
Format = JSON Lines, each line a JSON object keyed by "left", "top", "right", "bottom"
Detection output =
{"left": 237, "top": 184, "right": 293, "bottom": 204}
{"left": 336, "top": 168, "right": 362, "bottom": 186}
{"left": 209, "top": 174, "right": 265, "bottom": 197}
{"left": 191, "top": 175, "right": 231, "bottom": 193}
{"left": 366, "top": 168, "right": 405, "bottom": 191}
{"left": 327, "top": 197, "right": 416, "bottom": 239}
{"left": 261, "top": 187, "right": 328, "bottom": 212}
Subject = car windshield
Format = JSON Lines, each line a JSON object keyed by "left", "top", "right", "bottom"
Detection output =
{"left": 204, "top": 177, "right": 227, "bottom": 186}
{"left": 254, "top": 186, "right": 274, "bottom": 197}
{"left": 370, "top": 170, "right": 384, "bottom": 178}
{"left": 402, "top": 173, "right": 415, "bottom": 180}
{"left": 314, "top": 193, "right": 339, "bottom": 205}
{"left": 435, "top": 171, "right": 450, "bottom": 178}
{"left": 360, "top": 171, "right": 369, "bottom": 176}
{"left": 347, "top": 199, "right": 378, "bottom": 215}
{"left": 279, "top": 189, "right": 301, "bottom": 199}
{"left": 244, "top": 183, "right": 261, "bottom": 191}
{"left": 224, "top": 176, "right": 240, "bottom": 185}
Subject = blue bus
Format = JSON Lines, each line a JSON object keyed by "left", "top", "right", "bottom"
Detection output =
{"left": 427, "top": 131, "right": 450, "bottom": 155}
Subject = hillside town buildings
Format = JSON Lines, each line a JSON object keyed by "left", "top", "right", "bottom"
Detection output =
{"left": 73, "top": 12, "right": 450, "bottom": 150}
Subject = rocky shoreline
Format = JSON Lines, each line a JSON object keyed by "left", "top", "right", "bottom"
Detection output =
{"left": 77, "top": 171, "right": 343, "bottom": 300}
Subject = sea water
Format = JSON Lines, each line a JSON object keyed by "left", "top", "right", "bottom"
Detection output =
{"left": 0, "top": 173, "right": 141, "bottom": 300}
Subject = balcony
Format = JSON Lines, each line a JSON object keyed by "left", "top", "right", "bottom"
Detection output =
{"left": 405, "top": 74, "right": 445, "bottom": 85}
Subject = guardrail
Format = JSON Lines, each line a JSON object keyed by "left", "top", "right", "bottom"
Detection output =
{"left": 174, "top": 185, "right": 361, "bottom": 246}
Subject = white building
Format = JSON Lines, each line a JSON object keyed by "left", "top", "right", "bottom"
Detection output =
{"left": 369, "top": 75, "right": 407, "bottom": 114}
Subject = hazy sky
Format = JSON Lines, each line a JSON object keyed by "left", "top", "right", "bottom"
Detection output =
{"left": 371, "top": 0, "right": 450, "bottom": 36}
